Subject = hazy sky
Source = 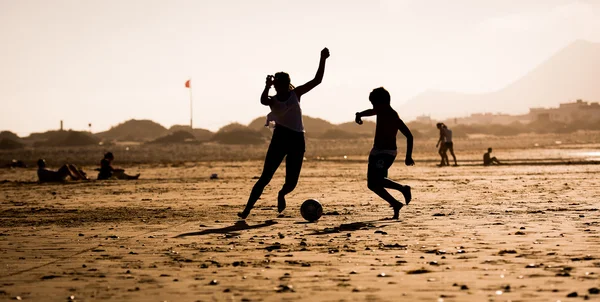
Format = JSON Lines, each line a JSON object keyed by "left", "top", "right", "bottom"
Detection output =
{"left": 1, "top": 0, "right": 599, "bottom": 135}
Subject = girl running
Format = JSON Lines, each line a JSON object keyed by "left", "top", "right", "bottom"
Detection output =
{"left": 238, "top": 47, "right": 330, "bottom": 219}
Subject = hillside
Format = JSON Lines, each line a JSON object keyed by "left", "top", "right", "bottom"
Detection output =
{"left": 212, "top": 123, "right": 268, "bottom": 145}
{"left": 96, "top": 119, "right": 168, "bottom": 142}
{"left": 147, "top": 130, "right": 197, "bottom": 145}
{"left": 25, "top": 130, "right": 100, "bottom": 147}
{"left": 399, "top": 40, "right": 600, "bottom": 120}
{"left": 248, "top": 116, "right": 338, "bottom": 135}
{"left": 337, "top": 121, "right": 376, "bottom": 135}
{"left": 169, "top": 125, "right": 213, "bottom": 141}
{"left": 0, "top": 131, "right": 20, "bottom": 141}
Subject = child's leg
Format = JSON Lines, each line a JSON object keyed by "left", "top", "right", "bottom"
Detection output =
{"left": 368, "top": 179, "right": 399, "bottom": 206}
{"left": 113, "top": 170, "right": 126, "bottom": 179}
{"left": 382, "top": 178, "right": 411, "bottom": 205}
{"left": 57, "top": 165, "right": 72, "bottom": 180}
{"left": 448, "top": 144, "right": 457, "bottom": 165}
{"left": 67, "top": 164, "right": 86, "bottom": 180}
{"left": 122, "top": 172, "right": 140, "bottom": 180}
{"left": 239, "top": 144, "right": 286, "bottom": 218}
{"left": 438, "top": 146, "right": 446, "bottom": 166}
{"left": 367, "top": 154, "right": 403, "bottom": 219}
{"left": 278, "top": 150, "right": 304, "bottom": 213}
{"left": 443, "top": 149, "right": 450, "bottom": 166}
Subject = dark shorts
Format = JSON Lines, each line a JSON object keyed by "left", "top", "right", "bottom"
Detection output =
{"left": 367, "top": 153, "right": 396, "bottom": 180}
{"left": 270, "top": 125, "right": 306, "bottom": 154}
{"left": 444, "top": 142, "right": 453, "bottom": 149}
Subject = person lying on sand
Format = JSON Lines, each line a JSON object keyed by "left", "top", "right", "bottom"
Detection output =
{"left": 37, "top": 159, "right": 88, "bottom": 183}
{"left": 355, "top": 87, "right": 414, "bottom": 219}
{"left": 97, "top": 152, "right": 140, "bottom": 180}
{"left": 483, "top": 147, "right": 501, "bottom": 166}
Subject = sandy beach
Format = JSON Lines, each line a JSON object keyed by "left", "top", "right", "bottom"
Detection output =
{"left": 1, "top": 158, "right": 599, "bottom": 302}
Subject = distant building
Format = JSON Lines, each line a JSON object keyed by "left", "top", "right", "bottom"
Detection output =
{"left": 442, "top": 112, "right": 529, "bottom": 125}
{"left": 529, "top": 99, "right": 600, "bottom": 123}
{"left": 415, "top": 115, "right": 434, "bottom": 125}
{"left": 428, "top": 99, "right": 600, "bottom": 126}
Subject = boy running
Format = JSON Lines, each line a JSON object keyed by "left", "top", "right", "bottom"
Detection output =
{"left": 355, "top": 87, "right": 414, "bottom": 219}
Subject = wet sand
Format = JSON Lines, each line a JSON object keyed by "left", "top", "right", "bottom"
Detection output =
{"left": 1, "top": 161, "right": 599, "bottom": 301}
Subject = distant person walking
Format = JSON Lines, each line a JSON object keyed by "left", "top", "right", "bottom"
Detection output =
{"left": 483, "top": 147, "right": 500, "bottom": 166}
{"left": 442, "top": 124, "right": 458, "bottom": 166}
{"left": 355, "top": 87, "right": 414, "bottom": 220}
{"left": 97, "top": 152, "right": 140, "bottom": 180}
{"left": 436, "top": 123, "right": 449, "bottom": 166}
{"left": 37, "top": 159, "right": 88, "bottom": 183}
{"left": 238, "top": 47, "right": 330, "bottom": 219}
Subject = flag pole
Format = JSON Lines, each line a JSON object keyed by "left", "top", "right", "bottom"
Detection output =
{"left": 189, "top": 78, "right": 193, "bottom": 129}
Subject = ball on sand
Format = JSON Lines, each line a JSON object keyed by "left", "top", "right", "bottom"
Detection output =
{"left": 300, "top": 199, "right": 323, "bottom": 222}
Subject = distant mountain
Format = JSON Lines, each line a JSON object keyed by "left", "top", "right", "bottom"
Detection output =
{"left": 303, "top": 116, "right": 338, "bottom": 134}
{"left": 0, "top": 138, "right": 24, "bottom": 150}
{"left": 212, "top": 123, "right": 268, "bottom": 145}
{"left": 217, "top": 122, "right": 251, "bottom": 133}
{"left": 337, "top": 121, "right": 376, "bottom": 135}
{"left": 169, "top": 125, "right": 213, "bottom": 141}
{"left": 147, "top": 130, "right": 197, "bottom": 145}
{"left": 0, "top": 131, "right": 20, "bottom": 141}
{"left": 25, "top": 130, "right": 99, "bottom": 147}
{"left": 400, "top": 40, "right": 600, "bottom": 120}
{"left": 248, "top": 115, "right": 375, "bottom": 139}
{"left": 96, "top": 119, "right": 168, "bottom": 142}
{"left": 248, "top": 115, "right": 339, "bottom": 135}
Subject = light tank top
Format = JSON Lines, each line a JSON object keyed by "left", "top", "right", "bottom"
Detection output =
{"left": 266, "top": 91, "right": 304, "bottom": 133}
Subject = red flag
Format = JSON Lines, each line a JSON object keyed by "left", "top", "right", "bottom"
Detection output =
{"left": 185, "top": 79, "right": 191, "bottom": 88}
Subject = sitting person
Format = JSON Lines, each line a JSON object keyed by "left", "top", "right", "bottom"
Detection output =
{"left": 37, "top": 159, "right": 88, "bottom": 183}
{"left": 8, "top": 159, "right": 27, "bottom": 168}
{"left": 483, "top": 147, "right": 501, "bottom": 166}
{"left": 97, "top": 152, "right": 140, "bottom": 180}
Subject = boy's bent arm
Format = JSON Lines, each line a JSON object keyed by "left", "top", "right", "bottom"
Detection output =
{"left": 356, "top": 109, "right": 376, "bottom": 117}
{"left": 294, "top": 48, "right": 330, "bottom": 98}
{"left": 398, "top": 119, "right": 414, "bottom": 164}
{"left": 355, "top": 109, "right": 376, "bottom": 125}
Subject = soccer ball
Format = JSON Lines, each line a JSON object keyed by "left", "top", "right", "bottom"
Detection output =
{"left": 300, "top": 199, "right": 323, "bottom": 222}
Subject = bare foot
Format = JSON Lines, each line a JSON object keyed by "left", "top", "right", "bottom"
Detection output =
{"left": 401, "top": 186, "right": 412, "bottom": 205}
{"left": 277, "top": 193, "right": 286, "bottom": 213}
{"left": 392, "top": 202, "right": 403, "bottom": 220}
{"left": 237, "top": 211, "right": 249, "bottom": 220}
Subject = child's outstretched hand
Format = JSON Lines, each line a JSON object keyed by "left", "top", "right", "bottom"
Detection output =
{"left": 321, "top": 48, "right": 330, "bottom": 60}
{"left": 405, "top": 157, "right": 415, "bottom": 166}
{"left": 355, "top": 113, "right": 363, "bottom": 125}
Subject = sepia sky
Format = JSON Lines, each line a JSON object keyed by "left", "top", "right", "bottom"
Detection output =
{"left": 1, "top": 0, "right": 599, "bottom": 135}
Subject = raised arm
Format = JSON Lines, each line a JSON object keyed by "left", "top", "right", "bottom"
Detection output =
{"left": 260, "top": 75, "right": 274, "bottom": 105}
{"left": 294, "top": 48, "right": 330, "bottom": 98}
{"left": 398, "top": 118, "right": 414, "bottom": 166}
{"left": 355, "top": 108, "right": 376, "bottom": 125}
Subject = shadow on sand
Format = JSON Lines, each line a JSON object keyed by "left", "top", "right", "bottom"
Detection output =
{"left": 174, "top": 220, "right": 278, "bottom": 238}
{"left": 308, "top": 219, "right": 402, "bottom": 236}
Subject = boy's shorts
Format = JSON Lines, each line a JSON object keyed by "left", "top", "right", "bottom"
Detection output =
{"left": 367, "top": 151, "right": 397, "bottom": 180}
